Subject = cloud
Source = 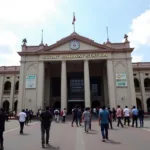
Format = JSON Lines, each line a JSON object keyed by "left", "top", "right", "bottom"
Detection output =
{"left": 0, "top": 31, "right": 20, "bottom": 66}
{"left": 128, "top": 8, "right": 150, "bottom": 48}
{"left": 0, "top": 0, "right": 64, "bottom": 25}
{"left": 132, "top": 55, "right": 143, "bottom": 63}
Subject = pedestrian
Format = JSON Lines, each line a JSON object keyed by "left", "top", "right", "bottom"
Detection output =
{"left": 40, "top": 107, "right": 53, "bottom": 148}
{"left": 132, "top": 106, "right": 138, "bottom": 128}
{"left": 25, "top": 109, "right": 29, "bottom": 125}
{"left": 82, "top": 107, "right": 91, "bottom": 133}
{"left": 138, "top": 108, "right": 144, "bottom": 127}
{"left": 18, "top": 109, "right": 27, "bottom": 134}
{"left": 54, "top": 109, "right": 59, "bottom": 123}
{"left": 71, "top": 106, "right": 78, "bottom": 127}
{"left": 99, "top": 106, "right": 109, "bottom": 142}
{"left": 116, "top": 105, "right": 124, "bottom": 127}
{"left": 77, "top": 108, "right": 82, "bottom": 126}
{"left": 108, "top": 107, "right": 113, "bottom": 129}
{"left": 123, "top": 106, "right": 130, "bottom": 126}
{"left": 0, "top": 108, "right": 5, "bottom": 150}
{"left": 62, "top": 108, "right": 67, "bottom": 123}
{"left": 112, "top": 108, "right": 116, "bottom": 121}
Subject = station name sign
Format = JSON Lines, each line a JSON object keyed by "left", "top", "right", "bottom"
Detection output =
{"left": 41, "top": 53, "right": 108, "bottom": 60}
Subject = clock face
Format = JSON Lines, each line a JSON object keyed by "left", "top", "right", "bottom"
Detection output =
{"left": 69, "top": 40, "right": 80, "bottom": 50}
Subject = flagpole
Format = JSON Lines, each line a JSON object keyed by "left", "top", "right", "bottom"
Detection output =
{"left": 73, "top": 12, "right": 75, "bottom": 32}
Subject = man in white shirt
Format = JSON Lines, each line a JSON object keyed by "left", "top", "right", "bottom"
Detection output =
{"left": 62, "top": 108, "right": 67, "bottom": 123}
{"left": 18, "top": 109, "right": 27, "bottom": 134}
{"left": 54, "top": 109, "right": 59, "bottom": 122}
{"left": 123, "top": 106, "right": 130, "bottom": 126}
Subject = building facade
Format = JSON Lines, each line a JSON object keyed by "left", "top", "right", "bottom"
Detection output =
{"left": 0, "top": 32, "right": 150, "bottom": 113}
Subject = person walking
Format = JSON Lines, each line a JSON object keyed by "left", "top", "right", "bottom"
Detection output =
{"left": 108, "top": 107, "right": 113, "bottom": 129}
{"left": 132, "top": 106, "right": 138, "bottom": 128}
{"left": 0, "top": 108, "right": 5, "bottom": 150}
{"left": 77, "top": 108, "right": 82, "bottom": 126}
{"left": 112, "top": 108, "right": 116, "bottom": 121}
{"left": 123, "top": 106, "right": 130, "bottom": 126}
{"left": 54, "top": 109, "right": 59, "bottom": 123}
{"left": 138, "top": 108, "right": 144, "bottom": 127}
{"left": 116, "top": 105, "right": 124, "bottom": 127}
{"left": 99, "top": 106, "right": 109, "bottom": 142}
{"left": 62, "top": 108, "right": 67, "bottom": 123}
{"left": 83, "top": 107, "right": 91, "bottom": 133}
{"left": 71, "top": 106, "right": 78, "bottom": 127}
{"left": 40, "top": 107, "right": 53, "bottom": 148}
{"left": 18, "top": 109, "right": 27, "bottom": 134}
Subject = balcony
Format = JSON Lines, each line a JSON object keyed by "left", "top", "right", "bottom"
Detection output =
{"left": 145, "top": 87, "right": 150, "bottom": 92}
{"left": 135, "top": 87, "right": 140, "bottom": 92}
{"left": 15, "top": 90, "right": 19, "bottom": 95}
{"left": 3, "top": 90, "right": 11, "bottom": 95}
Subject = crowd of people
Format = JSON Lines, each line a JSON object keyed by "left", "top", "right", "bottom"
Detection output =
{"left": 0, "top": 104, "right": 145, "bottom": 149}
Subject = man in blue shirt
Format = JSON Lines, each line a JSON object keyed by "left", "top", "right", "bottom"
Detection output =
{"left": 99, "top": 106, "right": 109, "bottom": 142}
{"left": 132, "top": 106, "right": 138, "bottom": 128}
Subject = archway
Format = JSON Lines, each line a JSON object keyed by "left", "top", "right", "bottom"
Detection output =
{"left": 92, "top": 100, "right": 100, "bottom": 108}
{"left": 3, "top": 81, "right": 11, "bottom": 94}
{"left": 3, "top": 100, "right": 10, "bottom": 111}
{"left": 134, "top": 78, "right": 140, "bottom": 88}
{"left": 144, "top": 78, "right": 150, "bottom": 87}
{"left": 136, "top": 98, "right": 142, "bottom": 109}
{"left": 147, "top": 98, "right": 150, "bottom": 113}
{"left": 14, "top": 100, "right": 18, "bottom": 112}
{"left": 53, "top": 101, "right": 61, "bottom": 109}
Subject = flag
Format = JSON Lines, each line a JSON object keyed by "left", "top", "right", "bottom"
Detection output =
{"left": 72, "top": 13, "right": 76, "bottom": 24}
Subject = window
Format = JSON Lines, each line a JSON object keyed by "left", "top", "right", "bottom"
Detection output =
{"left": 133, "top": 74, "right": 136, "bottom": 76}
{"left": 6, "top": 77, "right": 10, "bottom": 79}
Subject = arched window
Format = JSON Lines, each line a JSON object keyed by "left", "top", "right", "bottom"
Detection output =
{"left": 147, "top": 98, "right": 150, "bottom": 113}
{"left": 134, "top": 78, "right": 140, "bottom": 88}
{"left": 15, "top": 81, "right": 19, "bottom": 94}
{"left": 136, "top": 98, "right": 142, "bottom": 109}
{"left": 3, "top": 81, "right": 11, "bottom": 94}
{"left": 3, "top": 100, "right": 10, "bottom": 111}
{"left": 144, "top": 78, "right": 150, "bottom": 92}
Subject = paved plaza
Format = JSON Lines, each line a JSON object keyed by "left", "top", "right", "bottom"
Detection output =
{"left": 3, "top": 119, "right": 150, "bottom": 150}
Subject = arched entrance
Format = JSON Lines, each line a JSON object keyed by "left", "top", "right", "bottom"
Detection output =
{"left": 136, "top": 98, "right": 142, "bottom": 109}
{"left": 92, "top": 100, "right": 100, "bottom": 108}
{"left": 14, "top": 100, "right": 18, "bottom": 112}
{"left": 3, "top": 100, "right": 10, "bottom": 111}
{"left": 147, "top": 98, "right": 150, "bottom": 113}
{"left": 53, "top": 101, "right": 61, "bottom": 109}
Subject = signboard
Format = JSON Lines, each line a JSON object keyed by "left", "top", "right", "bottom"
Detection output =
{"left": 26, "top": 75, "right": 36, "bottom": 88}
{"left": 116, "top": 73, "right": 127, "bottom": 87}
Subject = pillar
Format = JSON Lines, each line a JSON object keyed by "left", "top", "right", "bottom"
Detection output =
{"left": 37, "top": 61, "right": 45, "bottom": 110}
{"left": 84, "top": 60, "right": 91, "bottom": 107}
{"left": 0, "top": 75, "right": 4, "bottom": 108}
{"left": 107, "top": 60, "right": 116, "bottom": 108}
{"left": 139, "top": 72, "right": 147, "bottom": 111}
{"left": 10, "top": 75, "right": 15, "bottom": 110}
{"left": 61, "top": 61, "right": 67, "bottom": 110}
{"left": 127, "top": 59, "right": 136, "bottom": 106}
{"left": 18, "top": 61, "right": 25, "bottom": 113}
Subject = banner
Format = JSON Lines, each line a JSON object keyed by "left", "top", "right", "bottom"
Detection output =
{"left": 116, "top": 73, "right": 127, "bottom": 87}
{"left": 26, "top": 75, "right": 36, "bottom": 88}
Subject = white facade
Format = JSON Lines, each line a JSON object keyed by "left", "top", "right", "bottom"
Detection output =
{"left": 0, "top": 32, "right": 150, "bottom": 113}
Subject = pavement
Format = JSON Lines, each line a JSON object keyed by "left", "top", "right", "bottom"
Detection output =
{"left": 3, "top": 119, "right": 150, "bottom": 150}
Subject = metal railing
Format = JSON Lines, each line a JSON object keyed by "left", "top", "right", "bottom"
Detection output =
{"left": 145, "top": 87, "right": 150, "bottom": 92}
{"left": 15, "top": 90, "right": 19, "bottom": 95}
{"left": 135, "top": 87, "right": 140, "bottom": 92}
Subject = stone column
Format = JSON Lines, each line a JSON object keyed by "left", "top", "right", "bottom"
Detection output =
{"left": 139, "top": 72, "right": 146, "bottom": 111}
{"left": 37, "top": 61, "right": 45, "bottom": 110}
{"left": 10, "top": 75, "right": 15, "bottom": 111}
{"left": 61, "top": 61, "right": 67, "bottom": 110}
{"left": 84, "top": 60, "right": 91, "bottom": 107}
{"left": 127, "top": 59, "right": 136, "bottom": 106}
{"left": 107, "top": 60, "right": 116, "bottom": 108}
{"left": 0, "top": 75, "right": 4, "bottom": 108}
{"left": 18, "top": 62, "right": 25, "bottom": 113}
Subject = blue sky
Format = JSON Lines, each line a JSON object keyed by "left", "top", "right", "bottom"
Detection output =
{"left": 0, "top": 0, "right": 150, "bottom": 65}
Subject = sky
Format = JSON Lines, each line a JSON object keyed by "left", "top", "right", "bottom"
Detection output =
{"left": 0, "top": 0, "right": 150, "bottom": 66}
